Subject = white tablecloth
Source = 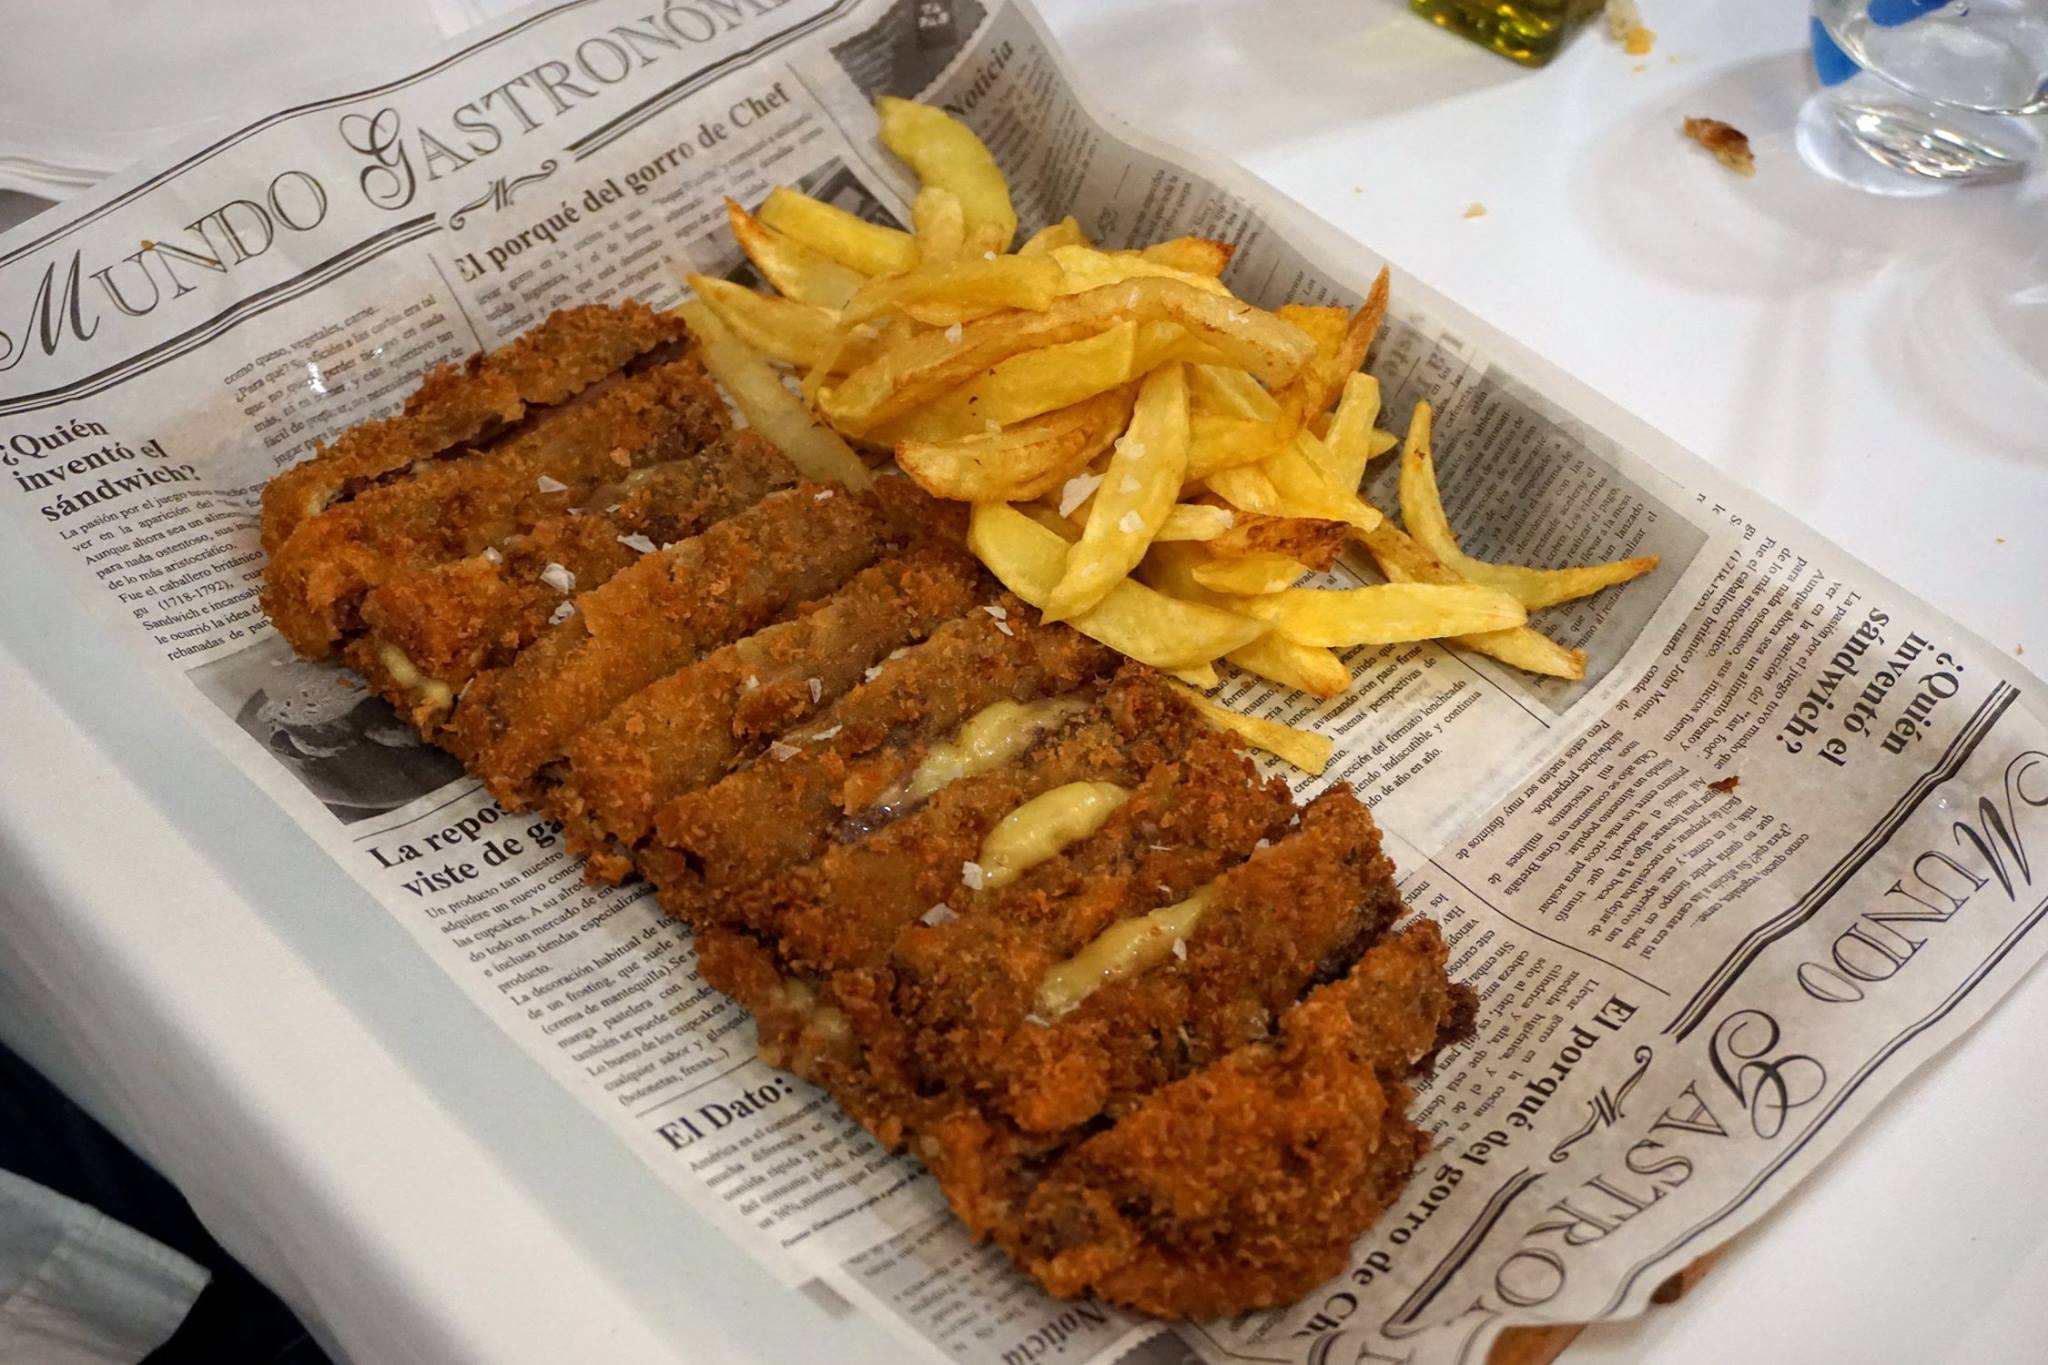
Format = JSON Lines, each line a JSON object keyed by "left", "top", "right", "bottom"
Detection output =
{"left": 3, "top": 2, "right": 2043, "bottom": 1362}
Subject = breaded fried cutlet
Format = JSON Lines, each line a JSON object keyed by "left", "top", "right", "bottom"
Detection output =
{"left": 264, "top": 351, "right": 732, "bottom": 657}
{"left": 554, "top": 540, "right": 986, "bottom": 881}
{"left": 355, "top": 433, "right": 799, "bottom": 732}
{"left": 260, "top": 301, "right": 685, "bottom": 556}
{"left": 259, "top": 302, "right": 1474, "bottom": 1321}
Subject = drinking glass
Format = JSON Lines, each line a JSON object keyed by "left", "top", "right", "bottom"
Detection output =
{"left": 1810, "top": 0, "right": 2048, "bottom": 180}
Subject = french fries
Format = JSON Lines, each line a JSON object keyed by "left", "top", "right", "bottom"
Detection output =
{"left": 912, "top": 186, "right": 967, "bottom": 265}
{"left": 757, "top": 187, "right": 919, "bottom": 276}
{"left": 677, "top": 97, "right": 1663, "bottom": 771}
{"left": 1357, "top": 521, "right": 1588, "bottom": 679}
{"left": 1139, "top": 543, "right": 1349, "bottom": 698}
{"left": 878, "top": 96, "right": 1018, "bottom": 252}
{"left": 725, "top": 199, "right": 865, "bottom": 309}
{"left": 1044, "top": 364, "right": 1190, "bottom": 621}
{"left": 1207, "top": 512, "right": 1349, "bottom": 569}
{"left": 1320, "top": 372, "right": 1384, "bottom": 490}
{"left": 1155, "top": 502, "right": 1237, "bottom": 542}
{"left": 1194, "top": 552, "right": 1308, "bottom": 596}
{"left": 676, "top": 299, "right": 872, "bottom": 490}
{"left": 970, "top": 504, "right": 1265, "bottom": 670}
{"left": 883, "top": 322, "right": 1140, "bottom": 442}
{"left": 1204, "top": 463, "right": 1288, "bottom": 517}
{"left": 1263, "top": 435, "right": 1380, "bottom": 530}
{"left": 895, "top": 387, "right": 1134, "bottom": 503}
{"left": 1226, "top": 633, "right": 1352, "bottom": 698}
{"left": 1398, "top": 403, "right": 1659, "bottom": 609}
{"left": 1050, "top": 244, "right": 1233, "bottom": 297}
{"left": 1140, "top": 237, "right": 1234, "bottom": 278}
{"left": 1167, "top": 680, "right": 1334, "bottom": 776}
{"left": 687, "top": 273, "right": 848, "bottom": 370}
{"left": 1240, "top": 583, "right": 1527, "bottom": 646}
{"left": 1019, "top": 216, "right": 1090, "bottom": 255}
{"left": 842, "top": 253, "right": 1063, "bottom": 326}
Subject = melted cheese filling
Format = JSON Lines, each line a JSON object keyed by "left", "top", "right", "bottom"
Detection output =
{"left": 978, "top": 782, "right": 1129, "bottom": 890}
{"left": 378, "top": 644, "right": 454, "bottom": 710}
{"left": 1035, "top": 886, "right": 1213, "bottom": 1019}
{"left": 900, "top": 697, "right": 1086, "bottom": 803}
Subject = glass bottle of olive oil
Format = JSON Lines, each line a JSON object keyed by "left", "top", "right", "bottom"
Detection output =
{"left": 1410, "top": 0, "right": 1606, "bottom": 66}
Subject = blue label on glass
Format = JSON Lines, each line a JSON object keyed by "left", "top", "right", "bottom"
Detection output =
{"left": 1810, "top": 18, "right": 1861, "bottom": 86}
{"left": 1868, "top": 0, "right": 1951, "bottom": 25}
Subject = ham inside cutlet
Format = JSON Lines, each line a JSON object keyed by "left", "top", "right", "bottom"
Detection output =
{"left": 256, "top": 301, "right": 1475, "bottom": 1322}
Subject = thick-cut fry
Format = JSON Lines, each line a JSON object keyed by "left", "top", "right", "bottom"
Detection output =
{"left": 1194, "top": 553, "right": 1308, "bottom": 595}
{"left": 1189, "top": 363, "right": 1282, "bottom": 421}
{"left": 1241, "top": 582, "right": 1526, "bottom": 647}
{"left": 725, "top": 198, "right": 865, "bottom": 309}
{"left": 1204, "top": 463, "right": 1287, "bottom": 516}
{"left": 1187, "top": 413, "right": 1296, "bottom": 479}
{"left": 911, "top": 186, "right": 966, "bottom": 265}
{"left": 878, "top": 96, "right": 1018, "bottom": 252}
{"left": 1319, "top": 372, "right": 1383, "bottom": 489}
{"left": 1138, "top": 237, "right": 1234, "bottom": 277}
{"left": 1167, "top": 680, "right": 1333, "bottom": 775}
{"left": 757, "top": 186, "right": 918, "bottom": 276}
{"left": 1208, "top": 512, "right": 1350, "bottom": 569}
{"left": 1130, "top": 281, "right": 1316, "bottom": 387}
{"left": 895, "top": 387, "right": 1134, "bottom": 502}
{"left": 1358, "top": 522, "right": 1586, "bottom": 679}
{"left": 677, "top": 300, "right": 873, "bottom": 490}
{"left": 1044, "top": 364, "right": 1190, "bottom": 622}
{"left": 1399, "top": 403, "right": 1658, "bottom": 608}
{"left": 885, "top": 323, "right": 1139, "bottom": 442}
{"left": 841, "top": 253, "right": 1063, "bottom": 325}
{"left": 1289, "top": 270, "right": 1391, "bottom": 429}
{"left": 1263, "top": 435, "right": 1381, "bottom": 530}
{"left": 1275, "top": 305, "right": 1351, "bottom": 375}
{"left": 1130, "top": 321, "right": 1228, "bottom": 372}
{"left": 1139, "top": 543, "right": 1350, "bottom": 698}
{"left": 687, "top": 274, "right": 849, "bottom": 370}
{"left": 1019, "top": 216, "right": 1090, "bottom": 255}
{"left": 1228, "top": 632, "right": 1352, "bottom": 697}
{"left": 822, "top": 278, "right": 1313, "bottom": 433}
{"left": 1301, "top": 270, "right": 1390, "bottom": 421}
{"left": 970, "top": 504, "right": 1265, "bottom": 669}
{"left": 1455, "top": 614, "right": 1590, "bottom": 675}
{"left": 1155, "top": 503, "right": 1236, "bottom": 542}
{"left": 1052, "top": 245, "right": 1232, "bottom": 297}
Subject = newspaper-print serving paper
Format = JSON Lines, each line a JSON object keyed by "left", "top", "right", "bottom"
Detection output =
{"left": 2, "top": 2, "right": 2043, "bottom": 1361}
